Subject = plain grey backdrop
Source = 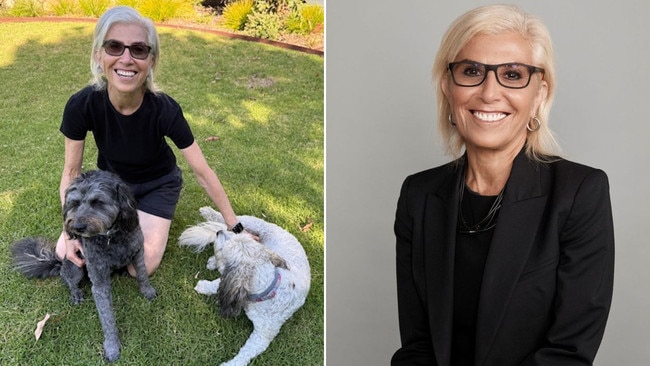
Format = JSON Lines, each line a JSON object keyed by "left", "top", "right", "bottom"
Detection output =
{"left": 326, "top": 0, "right": 650, "bottom": 364}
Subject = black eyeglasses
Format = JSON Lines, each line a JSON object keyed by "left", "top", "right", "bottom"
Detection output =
{"left": 448, "top": 60, "right": 545, "bottom": 89}
{"left": 102, "top": 40, "right": 152, "bottom": 60}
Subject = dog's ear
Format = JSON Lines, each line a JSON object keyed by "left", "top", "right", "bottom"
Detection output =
{"left": 62, "top": 186, "right": 79, "bottom": 240}
{"left": 215, "top": 228, "right": 231, "bottom": 250}
{"left": 217, "top": 263, "right": 250, "bottom": 318}
{"left": 269, "top": 252, "right": 289, "bottom": 270}
{"left": 115, "top": 183, "right": 139, "bottom": 232}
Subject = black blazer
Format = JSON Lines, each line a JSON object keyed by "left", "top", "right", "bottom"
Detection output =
{"left": 392, "top": 150, "right": 615, "bottom": 366}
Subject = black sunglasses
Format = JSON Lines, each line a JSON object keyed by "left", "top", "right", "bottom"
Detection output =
{"left": 102, "top": 40, "right": 152, "bottom": 60}
{"left": 448, "top": 60, "right": 545, "bottom": 89}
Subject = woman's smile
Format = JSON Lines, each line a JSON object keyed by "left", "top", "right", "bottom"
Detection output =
{"left": 115, "top": 69, "right": 137, "bottom": 78}
{"left": 471, "top": 110, "right": 509, "bottom": 122}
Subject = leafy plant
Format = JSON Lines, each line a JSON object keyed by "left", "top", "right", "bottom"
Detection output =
{"left": 286, "top": 3, "right": 323, "bottom": 35}
{"left": 115, "top": 0, "right": 141, "bottom": 10}
{"left": 8, "top": 0, "right": 44, "bottom": 16}
{"left": 50, "top": 0, "right": 79, "bottom": 15}
{"left": 78, "top": 0, "right": 110, "bottom": 17}
{"left": 221, "top": 0, "right": 252, "bottom": 31}
{"left": 245, "top": 11, "right": 282, "bottom": 39}
{"left": 244, "top": 0, "right": 283, "bottom": 39}
{"left": 263, "top": 0, "right": 303, "bottom": 13}
{"left": 300, "top": 4, "right": 323, "bottom": 31}
{"left": 138, "top": 0, "right": 196, "bottom": 21}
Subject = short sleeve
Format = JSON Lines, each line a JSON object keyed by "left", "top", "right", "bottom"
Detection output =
{"left": 60, "top": 87, "right": 92, "bottom": 141}
{"left": 166, "top": 104, "right": 195, "bottom": 149}
{"left": 157, "top": 93, "right": 194, "bottom": 149}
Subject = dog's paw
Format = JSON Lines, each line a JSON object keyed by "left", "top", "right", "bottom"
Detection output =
{"left": 103, "top": 339, "right": 121, "bottom": 362}
{"left": 199, "top": 206, "right": 224, "bottom": 223}
{"left": 69, "top": 289, "right": 84, "bottom": 305}
{"left": 206, "top": 256, "right": 218, "bottom": 270}
{"left": 140, "top": 286, "right": 157, "bottom": 301}
{"left": 195, "top": 279, "right": 220, "bottom": 295}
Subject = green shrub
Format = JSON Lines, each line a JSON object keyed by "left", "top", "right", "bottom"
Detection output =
{"left": 138, "top": 0, "right": 196, "bottom": 21}
{"left": 50, "top": 0, "right": 79, "bottom": 15}
{"left": 264, "top": 0, "right": 303, "bottom": 13}
{"left": 245, "top": 11, "right": 282, "bottom": 39}
{"left": 116, "top": 0, "right": 141, "bottom": 10}
{"left": 300, "top": 4, "right": 323, "bottom": 32}
{"left": 244, "top": 1, "right": 283, "bottom": 39}
{"left": 8, "top": 0, "right": 45, "bottom": 16}
{"left": 286, "top": 4, "right": 323, "bottom": 34}
{"left": 78, "top": 0, "right": 110, "bottom": 17}
{"left": 221, "top": 0, "right": 252, "bottom": 30}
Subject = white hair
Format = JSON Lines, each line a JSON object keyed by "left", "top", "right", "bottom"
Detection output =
{"left": 89, "top": 6, "right": 160, "bottom": 93}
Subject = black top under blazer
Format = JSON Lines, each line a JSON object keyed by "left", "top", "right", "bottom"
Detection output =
{"left": 392, "top": 150, "right": 615, "bottom": 366}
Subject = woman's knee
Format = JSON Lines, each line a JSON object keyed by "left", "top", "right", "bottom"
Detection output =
{"left": 128, "top": 249, "right": 162, "bottom": 277}
{"left": 137, "top": 210, "right": 172, "bottom": 275}
{"left": 55, "top": 232, "right": 66, "bottom": 260}
{"left": 143, "top": 243, "right": 165, "bottom": 274}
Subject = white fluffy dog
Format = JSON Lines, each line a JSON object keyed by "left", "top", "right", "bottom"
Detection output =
{"left": 178, "top": 207, "right": 311, "bottom": 366}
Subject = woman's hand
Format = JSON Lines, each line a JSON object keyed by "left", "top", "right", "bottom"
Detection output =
{"left": 243, "top": 229, "right": 260, "bottom": 242}
{"left": 64, "top": 236, "right": 85, "bottom": 267}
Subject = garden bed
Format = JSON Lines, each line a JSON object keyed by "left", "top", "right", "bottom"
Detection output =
{"left": 0, "top": 0, "right": 324, "bottom": 53}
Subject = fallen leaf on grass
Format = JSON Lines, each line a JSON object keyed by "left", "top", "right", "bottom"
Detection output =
{"left": 205, "top": 136, "right": 220, "bottom": 142}
{"left": 34, "top": 313, "right": 51, "bottom": 341}
{"left": 300, "top": 219, "right": 313, "bottom": 232}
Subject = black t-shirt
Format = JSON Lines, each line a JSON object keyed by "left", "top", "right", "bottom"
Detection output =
{"left": 60, "top": 86, "right": 195, "bottom": 183}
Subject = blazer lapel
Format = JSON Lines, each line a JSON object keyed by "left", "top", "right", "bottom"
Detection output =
{"left": 422, "top": 163, "right": 463, "bottom": 366}
{"left": 474, "top": 152, "right": 548, "bottom": 366}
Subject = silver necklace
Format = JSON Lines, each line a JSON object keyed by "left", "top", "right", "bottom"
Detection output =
{"left": 457, "top": 172, "right": 504, "bottom": 234}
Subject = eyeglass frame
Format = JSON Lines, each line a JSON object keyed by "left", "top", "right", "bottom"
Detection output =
{"left": 102, "top": 40, "right": 152, "bottom": 60}
{"left": 448, "top": 60, "right": 545, "bottom": 89}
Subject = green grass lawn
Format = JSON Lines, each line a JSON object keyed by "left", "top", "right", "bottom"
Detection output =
{"left": 0, "top": 20, "right": 323, "bottom": 365}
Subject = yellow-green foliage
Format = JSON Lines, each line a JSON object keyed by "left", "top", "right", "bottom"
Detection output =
{"left": 115, "top": 0, "right": 140, "bottom": 9}
{"left": 138, "top": 0, "right": 196, "bottom": 22}
{"left": 4, "top": 0, "right": 199, "bottom": 21}
{"left": 78, "top": 0, "right": 111, "bottom": 16}
{"left": 286, "top": 4, "right": 323, "bottom": 34}
{"left": 302, "top": 4, "right": 324, "bottom": 30}
{"left": 8, "top": 0, "right": 45, "bottom": 17}
{"left": 221, "top": 0, "right": 253, "bottom": 31}
{"left": 50, "top": 0, "right": 80, "bottom": 15}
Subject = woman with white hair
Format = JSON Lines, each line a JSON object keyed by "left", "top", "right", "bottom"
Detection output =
{"left": 55, "top": 6, "right": 248, "bottom": 276}
{"left": 392, "top": 5, "right": 614, "bottom": 365}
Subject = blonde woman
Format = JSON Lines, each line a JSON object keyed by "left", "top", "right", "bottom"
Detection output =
{"left": 393, "top": 5, "right": 614, "bottom": 365}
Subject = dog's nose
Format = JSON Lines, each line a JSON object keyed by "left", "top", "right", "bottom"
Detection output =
{"left": 73, "top": 223, "right": 87, "bottom": 233}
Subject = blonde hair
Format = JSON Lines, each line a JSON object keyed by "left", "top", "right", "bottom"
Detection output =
{"left": 433, "top": 4, "right": 561, "bottom": 161}
{"left": 90, "top": 6, "right": 160, "bottom": 93}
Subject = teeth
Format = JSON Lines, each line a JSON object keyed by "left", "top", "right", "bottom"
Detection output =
{"left": 116, "top": 70, "right": 136, "bottom": 77}
{"left": 473, "top": 111, "right": 507, "bottom": 122}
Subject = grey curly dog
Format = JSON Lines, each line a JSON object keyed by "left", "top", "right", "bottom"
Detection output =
{"left": 11, "top": 169, "right": 156, "bottom": 362}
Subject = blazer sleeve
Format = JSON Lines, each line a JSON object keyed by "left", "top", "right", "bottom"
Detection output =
{"left": 522, "top": 169, "right": 615, "bottom": 365}
{"left": 392, "top": 176, "right": 437, "bottom": 366}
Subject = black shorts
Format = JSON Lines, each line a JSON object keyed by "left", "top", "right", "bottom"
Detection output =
{"left": 125, "top": 167, "right": 183, "bottom": 220}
